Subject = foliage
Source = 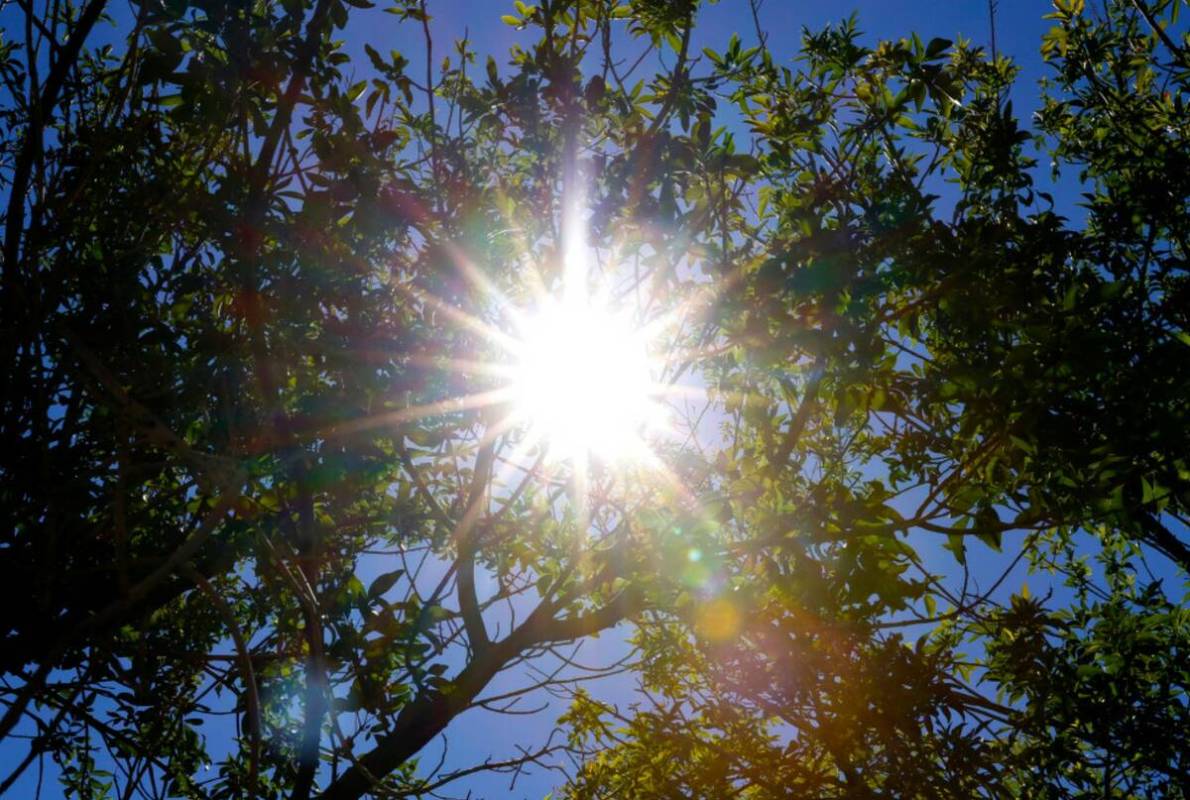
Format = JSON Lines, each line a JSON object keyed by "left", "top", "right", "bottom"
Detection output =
{"left": 564, "top": 1, "right": 1190, "bottom": 797}
{"left": 0, "top": 0, "right": 1186, "bottom": 798}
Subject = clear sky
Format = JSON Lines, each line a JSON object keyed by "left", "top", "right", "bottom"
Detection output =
{"left": 0, "top": 1, "right": 1107, "bottom": 798}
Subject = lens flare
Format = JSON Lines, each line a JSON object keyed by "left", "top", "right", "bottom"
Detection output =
{"left": 695, "top": 597, "right": 741, "bottom": 642}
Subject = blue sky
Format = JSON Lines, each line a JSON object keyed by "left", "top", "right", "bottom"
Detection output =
{"left": 0, "top": 1, "right": 1153, "bottom": 798}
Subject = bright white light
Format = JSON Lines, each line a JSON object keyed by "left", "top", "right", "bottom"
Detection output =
{"left": 511, "top": 299, "right": 659, "bottom": 462}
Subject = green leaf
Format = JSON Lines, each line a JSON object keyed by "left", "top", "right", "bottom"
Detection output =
{"left": 925, "top": 37, "right": 952, "bottom": 59}
{"left": 943, "top": 533, "right": 967, "bottom": 566}
{"left": 367, "top": 569, "right": 405, "bottom": 601}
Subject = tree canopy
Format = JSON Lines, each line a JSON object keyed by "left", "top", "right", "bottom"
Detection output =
{"left": 0, "top": 0, "right": 1187, "bottom": 798}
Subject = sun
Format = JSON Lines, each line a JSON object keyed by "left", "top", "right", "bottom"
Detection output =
{"left": 509, "top": 296, "right": 661, "bottom": 462}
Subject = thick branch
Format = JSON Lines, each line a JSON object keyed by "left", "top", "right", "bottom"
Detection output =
{"left": 1139, "top": 513, "right": 1190, "bottom": 574}
{"left": 316, "top": 589, "right": 639, "bottom": 800}
{"left": 455, "top": 438, "right": 496, "bottom": 653}
{"left": 772, "top": 359, "right": 825, "bottom": 467}
{"left": 250, "top": 0, "right": 335, "bottom": 194}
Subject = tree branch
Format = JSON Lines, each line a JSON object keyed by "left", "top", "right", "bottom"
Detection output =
{"left": 455, "top": 436, "right": 495, "bottom": 653}
{"left": 1129, "top": 0, "right": 1188, "bottom": 67}
{"left": 3, "top": 0, "right": 109, "bottom": 276}
{"left": 1138, "top": 513, "right": 1190, "bottom": 574}
{"left": 772, "top": 358, "right": 825, "bottom": 467}
{"left": 315, "top": 586, "right": 639, "bottom": 800}
{"left": 184, "top": 568, "right": 261, "bottom": 797}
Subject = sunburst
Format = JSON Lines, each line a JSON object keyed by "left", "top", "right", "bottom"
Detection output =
{"left": 337, "top": 182, "right": 732, "bottom": 512}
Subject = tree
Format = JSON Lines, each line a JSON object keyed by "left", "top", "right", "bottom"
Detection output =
{"left": 0, "top": 0, "right": 731, "bottom": 795}
{"left": 1, "top": 0, "right": 1186, "bottom": 798}
{"left": 563, "top": 1, "right": 1190, "bottom": 797}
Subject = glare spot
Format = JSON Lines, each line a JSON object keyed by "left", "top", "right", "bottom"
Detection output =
{"left": 695, "top": 598, "right": 741, "bottom": 642}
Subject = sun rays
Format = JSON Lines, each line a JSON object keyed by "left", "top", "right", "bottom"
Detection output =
{"left": 351, "top": 179, "right": 746, "bottom": 523}
{"left": 497, "top": 190, "right": 673, "bottom": 466}
{"left": 327, "top": 179, "right": 757, "bottom": 653}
